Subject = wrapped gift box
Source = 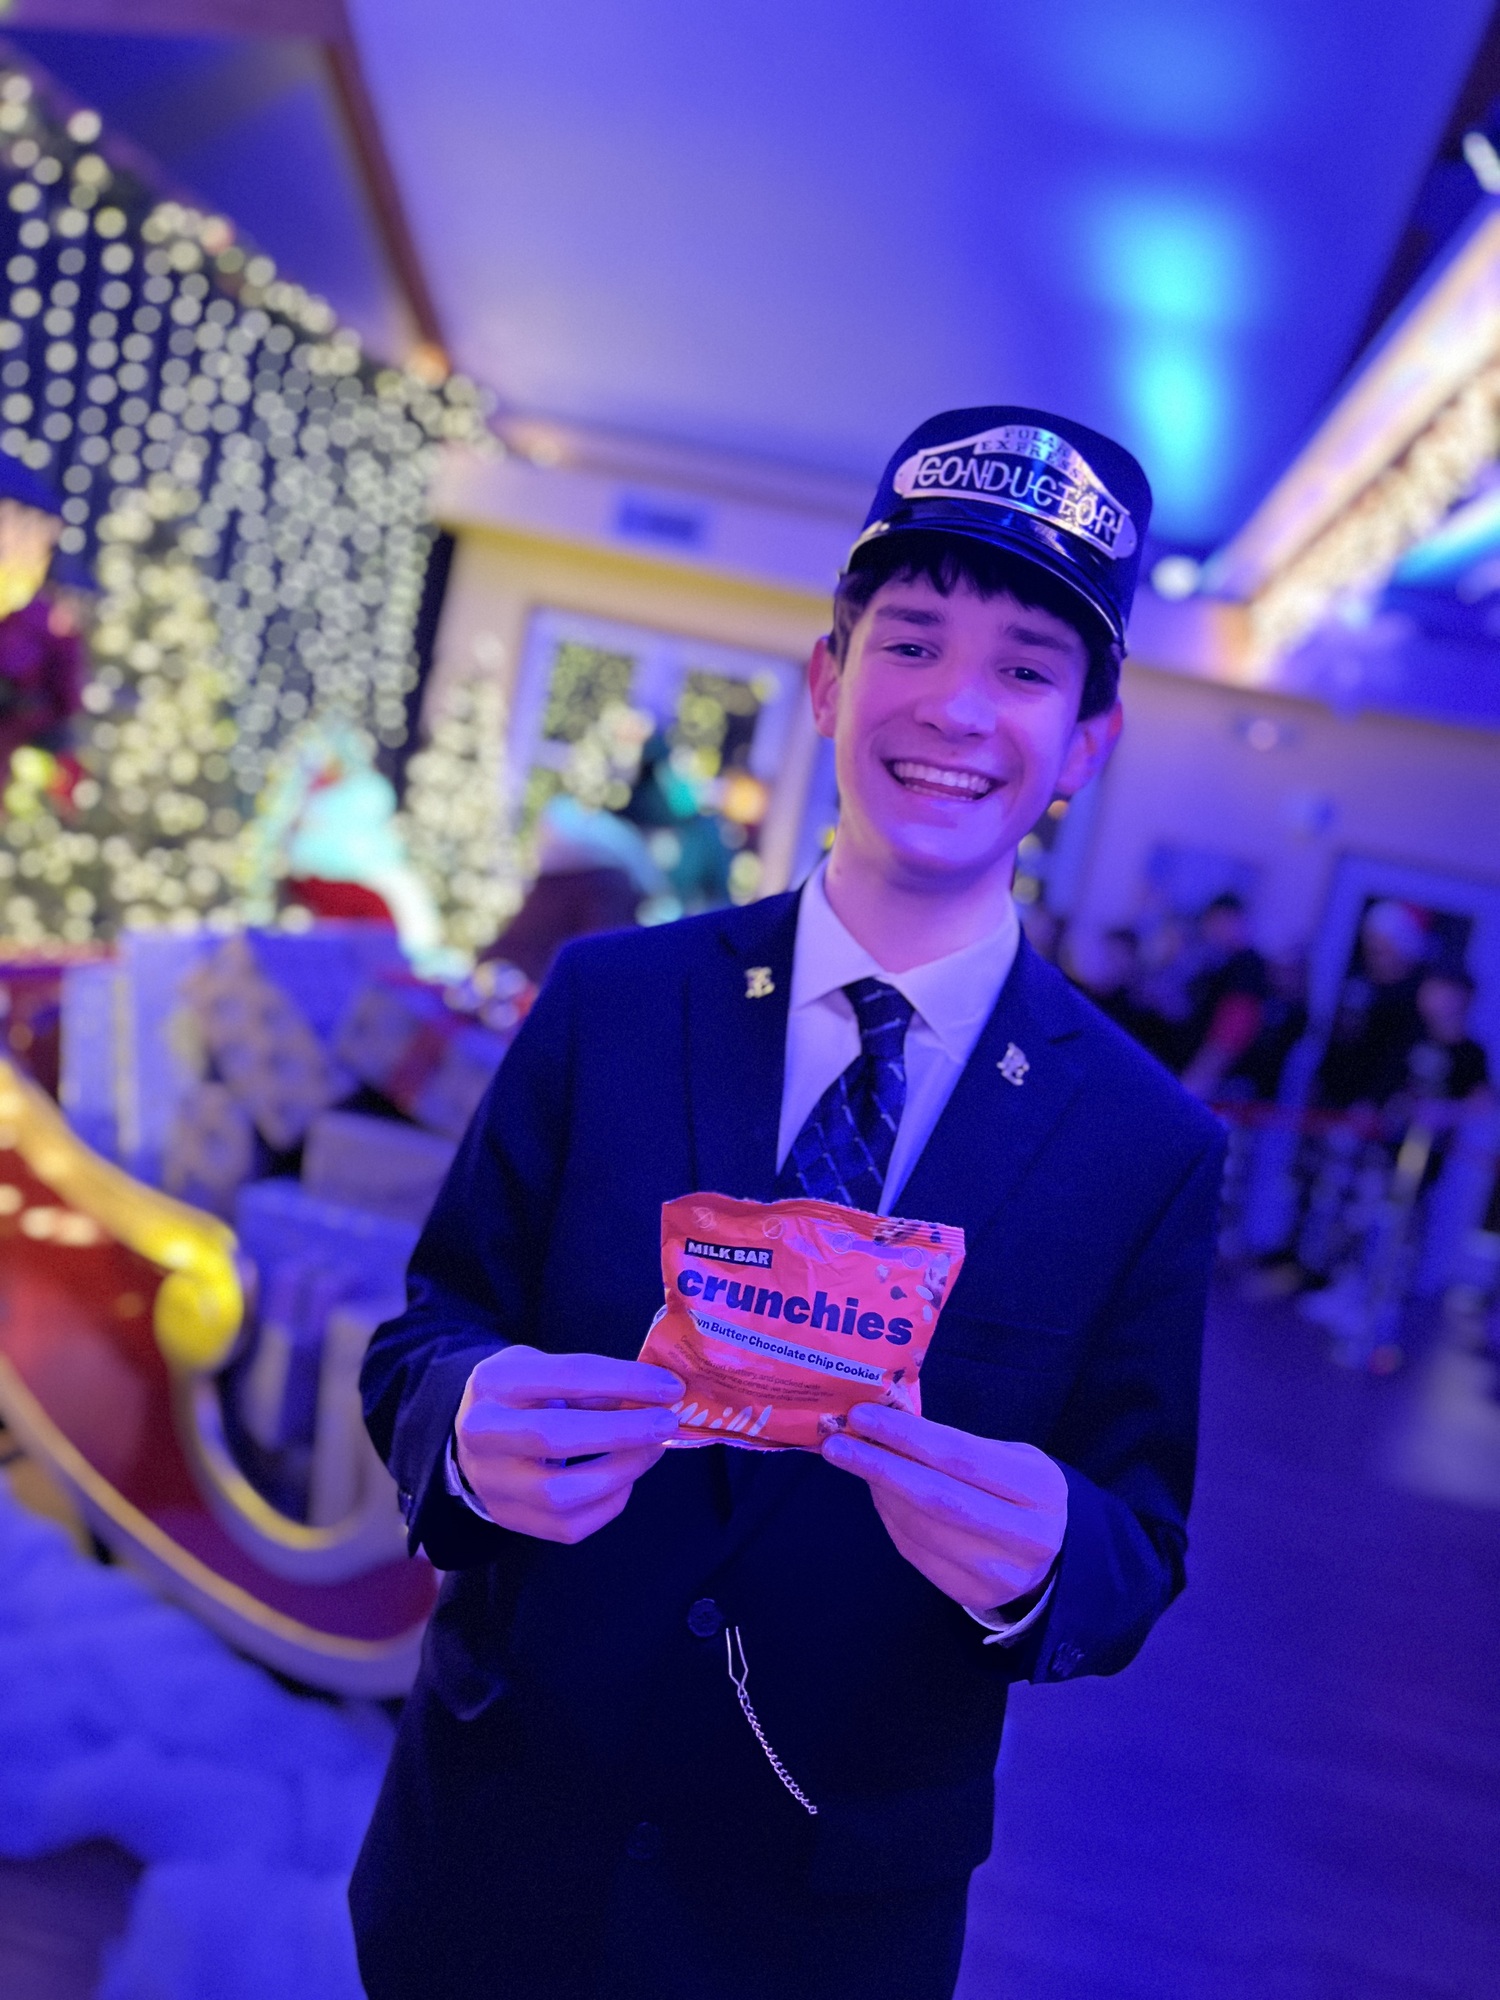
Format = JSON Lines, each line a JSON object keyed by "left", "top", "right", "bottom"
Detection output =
{"left": 302, "top": 1109, "right": 456, "bottom": 1228}
{"left": 59, "top": 959, "right": 120, "bottom": 1157}
{"left": 161, "top": 1080, "right": 257, "bottom": 1217}
{"left": 114, "top": 932, "right": 218, "bottom": 1182}
{"left": 231, "top": 1179, "right": 420, "bottom": 1486}
{"left": 181, "top": 936, "right": 353, "bottom": 1153}
{"left": 334, "top": 977, "right": 507, "bottom": 1140}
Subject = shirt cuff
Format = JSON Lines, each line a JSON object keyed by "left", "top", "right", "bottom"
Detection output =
{"left": 965, "top": 1572, "right": 1057, "bottom": 1647}
{"left": 445, "top": 1430, "right": 496, "bottom": 1523}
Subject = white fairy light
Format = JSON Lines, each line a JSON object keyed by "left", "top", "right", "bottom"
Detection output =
{"left": 0, "top": 63, "right": 497, "bottom": 948}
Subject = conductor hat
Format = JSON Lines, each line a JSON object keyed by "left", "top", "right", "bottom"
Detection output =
{"left": 850, "top": 405, "right": 1152, "bottom": 647}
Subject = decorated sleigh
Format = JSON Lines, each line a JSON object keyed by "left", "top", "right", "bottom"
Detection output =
{"left": 0, "top": 931, "right": 526, "bottom": 1695}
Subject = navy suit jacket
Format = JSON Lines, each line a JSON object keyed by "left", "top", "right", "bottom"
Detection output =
{"left": 360, "top": 891, "right": 1224, "bottom": 1895}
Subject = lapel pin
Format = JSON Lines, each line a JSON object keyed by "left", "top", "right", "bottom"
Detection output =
{"left": 998, "top": 1042, "right": 1029, "bottom": 1087}
{"left": 745, "top": 966, "right": 776, "bottom": 1000}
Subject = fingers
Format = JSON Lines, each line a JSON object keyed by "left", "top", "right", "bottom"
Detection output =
{"left": 454, "top": 1349, "right": 687, "bottom": 1547}
{"left": 872, "top": 1502, "right": 1027, "bottom": 1612}
{"left": 867, "top": 1476, "right": 1057, "bottom": 1574}
{"left": 489, "top": 1484, "right": 642, "bottom": 1547}
{"left": 868, "top": 1486, "right": 1051, "bottom": 1602}
{"left": 461, "top": 1401, "right": 680, "bottom": 1461}
{"left": 466, "top": 1442, "right": 665, "bottom": 1514}
{"left": 821, "top": 1431, "right": 1009, "bottom": 1531}
{"left": 836, "top": 1437, "right": 1057, "bottom": 1572}
{"left": 460, "top": 1444, "right": 668, "bottom": 1543}
{"left": 844, "top": 1404, "right": 1064, "bottom": 1508}
{"left": 468, "top": 1346, "right": 685, "bottom": 1410}
{"left": 821, "top": 1429, "right": 1062, "bottom": 1604}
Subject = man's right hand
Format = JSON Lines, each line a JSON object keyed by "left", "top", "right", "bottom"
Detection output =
{"left": 454, "top": 1346, "right": 684, "bottom": 1544}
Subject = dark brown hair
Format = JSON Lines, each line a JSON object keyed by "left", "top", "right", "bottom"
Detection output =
{"left": 829, "top": 534, "right": 1122, "bottom": 718}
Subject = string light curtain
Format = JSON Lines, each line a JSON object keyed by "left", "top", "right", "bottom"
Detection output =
{"left": 0, "top": 58, "right": 497, "bottom": 948}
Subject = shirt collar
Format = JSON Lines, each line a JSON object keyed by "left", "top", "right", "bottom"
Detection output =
{"left": 791, "top": 863, "right": 1021, "bottom": 1064}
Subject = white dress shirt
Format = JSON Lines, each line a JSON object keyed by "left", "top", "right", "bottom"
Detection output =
{"left": 777, "top": 862, "right": 1020, "bottom": 1213}
{"left": 449, "top": 867, "right": 1055, "bottom": 1643}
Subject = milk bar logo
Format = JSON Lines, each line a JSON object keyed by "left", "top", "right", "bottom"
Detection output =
{"left": 893, "top": 425, "right": 1137, "bottom": 560}
{"left": 684, "top": 1236, "right": 774, "bottom": 1268}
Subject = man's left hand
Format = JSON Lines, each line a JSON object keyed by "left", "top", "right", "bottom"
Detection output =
{"left": 821, "top": 1404, "right": 1067, "bottom": 1616}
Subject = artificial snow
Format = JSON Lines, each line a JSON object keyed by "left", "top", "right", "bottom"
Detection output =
{"left": 0, "top": 1478, "right": 393, "bottom": 1997}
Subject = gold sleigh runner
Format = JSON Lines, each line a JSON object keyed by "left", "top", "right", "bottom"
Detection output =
{"left": 0, "top": 1058, "right": 435, "bottom": 1696}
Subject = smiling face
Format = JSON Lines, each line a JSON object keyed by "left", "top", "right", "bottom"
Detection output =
{"left": 808, "top": 571, "right": 1121, "bottom": 899}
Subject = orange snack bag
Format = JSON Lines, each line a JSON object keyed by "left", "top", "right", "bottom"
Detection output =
{"left": 638, "top": 1192, "right": 966, "bottom": 1451}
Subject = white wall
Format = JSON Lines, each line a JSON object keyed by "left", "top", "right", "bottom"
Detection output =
{"left": 1074, "top": 663, "right": 1500, "bottom": 955}
{"left": 428, "top": 520, "right": 829, "bottom": 720}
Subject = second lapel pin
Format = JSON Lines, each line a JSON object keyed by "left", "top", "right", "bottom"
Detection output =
{"left": 998, "top": 1042, "right": 1029, "bottom": 1086}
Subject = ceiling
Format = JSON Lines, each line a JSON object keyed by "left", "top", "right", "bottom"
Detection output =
{"left": 4, "top": 21, "right": 414, "bottom": 363}
{"left": 4, "top": 1, "right": 1496, "bottom": 559}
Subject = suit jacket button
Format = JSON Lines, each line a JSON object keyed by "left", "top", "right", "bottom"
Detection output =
{"left": 686, "top": 1597, "right": 723, "bottom": 1639}
{"left": 626, "top": 1821, "right": 662, "bottom": 1863}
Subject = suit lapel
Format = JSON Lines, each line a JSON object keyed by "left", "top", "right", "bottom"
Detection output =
{"left": 684, "top": 890, "right": 800, "bottom": 1202}
{"left": 680, "top": 890, "right": 811, "bottom": 1529}
{"left": 894, "top": 939, "right": 1088, "bottom": 1253}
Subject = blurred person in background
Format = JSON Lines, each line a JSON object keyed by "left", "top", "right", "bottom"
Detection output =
{"left": 1386, "top": 968, "right": 1493, "bottom": 1188}
{"left": 1478, "top": 1156, "right": 1500, "bottom": 1400}
{"left": 1264, "top": 954, "right": 1487, "bottom": 1306}
{"left": 1317, "top": 899, "right": 1428, "bottom": 1112}
{"left": 623, "top": 728, "right": 735, "bottom": 914}
{"left": 1179, "top": 894, "right": 1269, "bottom": 1100}
{"left": 1403, "top": 969, "right": 1491, "bottom": 1110}
{"left": 1072, "top": 924, "right": 1158, "bottom": 1046}
{"left": 1017, "top": 899, "right": 1063, "bottom": 963}
{"left": 485, "top": 795, "right": 663, "bottom": 986}
{"left": 1129, "top": 906, "right": 1201, "bottom": 1070}
{"left": 1295, "top": 966, "right": 1494, "bottom": 1345}
{"left": 1221, "top": 952, "right": 1309, "bottom": 1103}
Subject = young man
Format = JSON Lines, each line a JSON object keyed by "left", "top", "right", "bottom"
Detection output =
{"left": 352, "top": 407, "right": 1225, "bottom": 2000}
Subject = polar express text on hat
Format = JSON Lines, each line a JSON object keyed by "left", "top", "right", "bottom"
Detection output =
{"left": 891, "top": 423, "right": 1138, "bottom": 562}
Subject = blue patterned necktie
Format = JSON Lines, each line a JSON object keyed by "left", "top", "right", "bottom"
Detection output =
{"left": 774, "top": 977, "right": 916, "bottom": 1212}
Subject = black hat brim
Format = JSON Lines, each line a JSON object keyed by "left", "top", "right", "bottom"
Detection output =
{"left": 847, "top": 505, "right": 1127, "bottom": 649}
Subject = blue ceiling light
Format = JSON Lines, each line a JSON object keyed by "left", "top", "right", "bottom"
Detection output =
{"left": 1120, "top": 332, "right": 1227, "bottom": 529}
{"left": 1080, "top": 190, "right": 1260, "bottom": 532}
{"left": 1087, "top": 192, "right": 1257, "bottom": 329}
